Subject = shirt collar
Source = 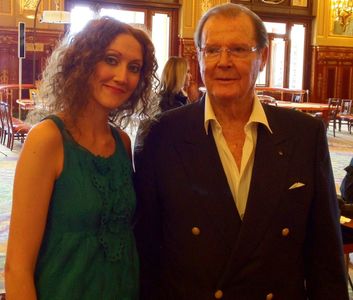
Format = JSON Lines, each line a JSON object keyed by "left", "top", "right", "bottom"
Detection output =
{"left": 204, "top": 93, "right": 273, "bottom": 134}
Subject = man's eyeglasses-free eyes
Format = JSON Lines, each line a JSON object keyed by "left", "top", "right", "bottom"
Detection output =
{"left": 199, "top": 45, "right": 258, "bottom": 60}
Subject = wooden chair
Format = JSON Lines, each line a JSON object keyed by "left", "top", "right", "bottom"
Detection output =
{"left": 0, "top": 101, "right": 31, "bottom": 150}
{"left": 326, "top": 98, "right": 341, "bottom": 137}
{"left": 337, "top": 99, "right": 353, "bottom": 133}
{"left": 0, "top": 101, "right": 5, "bottom": 144}
{"left": 291, "top": 93, "right": 303, "bottom": 103}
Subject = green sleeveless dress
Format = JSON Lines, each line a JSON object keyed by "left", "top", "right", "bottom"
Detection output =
{"left": 34, "top": 115, "right": 139, "bottom": 300}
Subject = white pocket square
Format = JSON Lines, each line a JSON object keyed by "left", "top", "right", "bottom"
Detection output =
{"left": 289, "top": 182, "right": 306, "bottom": 190}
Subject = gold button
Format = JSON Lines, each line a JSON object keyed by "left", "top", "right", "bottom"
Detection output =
{"left": 192, "top": 227, "right": 200, "bottom": 235}
{"left": 266, "top": 293, "right": 274, "bottom": 300}
{"left": 214, "top": 289, "right": 223, "bottom": 299}
{"left": 282, "top": 228, "right": 290, "bottom": 237}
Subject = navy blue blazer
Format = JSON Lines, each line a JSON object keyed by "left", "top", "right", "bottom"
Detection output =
{"left": 133, "top": 99, "right": 348, "bottom": 300}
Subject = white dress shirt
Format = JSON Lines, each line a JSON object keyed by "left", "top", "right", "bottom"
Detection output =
{"left": 204, "top": 94, "right": 272, "bottom": 219}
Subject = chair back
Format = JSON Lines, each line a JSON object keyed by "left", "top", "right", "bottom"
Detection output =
{"left": 340, "top": 99, "right": 352, "bottom": 115}
{"left": 0, "top": 102, "right": 5, "bottom": 143}
{"left": 327, "top": 98, "right": 341, "bottom": 120}
{"left": 291, "top": 93, "right": 303, "bottom": 103}
{"left": 0, "top": 101, "right": 30, "bottom": 149}
{"left": 0, "top": 102, "right": 12, "bottom": 136}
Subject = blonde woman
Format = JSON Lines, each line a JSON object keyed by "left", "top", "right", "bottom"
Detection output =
{"left": 158, "top": 56, "right": 192, "bottom": 112}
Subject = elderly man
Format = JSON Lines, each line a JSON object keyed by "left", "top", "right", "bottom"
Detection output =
{"left": 134, "top": 3, "right": 348, "bottom": 300}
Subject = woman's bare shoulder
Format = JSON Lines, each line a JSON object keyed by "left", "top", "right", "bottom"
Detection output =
{"left": 24, "top": 118, "right": 63, "bottom": 152}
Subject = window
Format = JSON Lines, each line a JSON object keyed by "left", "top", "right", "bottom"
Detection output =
{"left": 289, "top": 24, "right": 305, "bottom": 89}
{"left": 152, "top": 13, "right": 170, "bottom": 77}
{"left": 70, "top": 6, "right": 95, "bottom": 34}
{"left": 256, "top": 20, "right": 307, "bottom": 90}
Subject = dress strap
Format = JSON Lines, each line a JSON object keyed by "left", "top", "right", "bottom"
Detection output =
{"left": 110, "top": 126, "right": 129, "bottom": 159}
{"left": 42, "top": 115, "right": 73, "bottom": 143}
{"left": 43, "top": 115, "right": 65, "bottom": 132}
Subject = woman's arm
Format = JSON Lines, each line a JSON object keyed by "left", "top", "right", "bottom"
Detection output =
{"left": 5, "top": 120, "right": 63, "bottom": 300}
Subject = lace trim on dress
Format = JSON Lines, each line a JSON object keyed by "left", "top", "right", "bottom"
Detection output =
{"left": 89, "top": 154, "right": 135, "bottom": 262}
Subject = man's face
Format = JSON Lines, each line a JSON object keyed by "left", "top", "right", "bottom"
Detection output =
{"left": 199, "top": 13, "right": 268, "bottom": 105}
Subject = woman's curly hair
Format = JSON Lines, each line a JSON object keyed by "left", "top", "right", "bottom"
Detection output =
{"left": 40, "top": 17, "right": 158, "bottom": 127}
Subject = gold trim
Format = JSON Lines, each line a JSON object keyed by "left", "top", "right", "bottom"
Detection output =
{"left": 261, "top": 0, "right": 286, "bottom": 4}
{"left": 23, "top": 0, "right": 39, "bottom": 10}
{"left": 200, "top": 0, "right": 212, "bottom": 15}
{"left": 291, "top": 0, "right": 308, "bottom": 7}
{"left": 20, "top": 0, "right": 41, "bottom": 14}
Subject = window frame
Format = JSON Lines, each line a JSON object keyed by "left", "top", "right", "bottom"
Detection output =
{"left": 65, "top": 0, "right": 180, "bottom": 56}
{"left": 257, "top": 14, "right": 312, "bottom": 90}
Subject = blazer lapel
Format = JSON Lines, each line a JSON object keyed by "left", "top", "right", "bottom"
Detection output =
{"left": 173, "top": 100, "right": 242, "bottom": 250}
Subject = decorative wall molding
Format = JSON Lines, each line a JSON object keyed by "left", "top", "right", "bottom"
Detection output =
{"left": 22, "top": 0, "right": 39, "bottom": 10}
{"left": 200, "top": 0, "right": 212, "bottom": 15}
{"left": 317, "top": 51, "right": 353, "bottom": 61}
{"left": 179, "top": 37, "right": 202, "bottom": 86}
{"left": 0, "top": 27, "right": 63, "bottom": 84}
{"left": 311, "top": 45, "right": 353, "bottom": 100}
{"left": 0, "top": 70, "right": 9, "bottom": 84}
{"left": 0, "top": 35, "right": 16, "bottom": 44}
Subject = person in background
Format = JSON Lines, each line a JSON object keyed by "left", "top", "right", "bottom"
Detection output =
{"left": 134, "top": 56, "right": 195, "bottom": 150}
{"left": 341, "top": 157, "right": 353, "bottom": 203}
{"left": 133, "top": 3, "right": 348, "bottom": 299}
{"left": 5, "top": 17, "right": 157, "bottom": 300}
{"left": 339, "top": 157, "right": 353, "bottom": 244}
{"left": 158, "top": 56, "right": 192, "bottom": 112}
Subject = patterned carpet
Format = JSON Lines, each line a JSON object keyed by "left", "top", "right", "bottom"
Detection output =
{"left": 0, "top": 130, "right": 352, "bottom": 293}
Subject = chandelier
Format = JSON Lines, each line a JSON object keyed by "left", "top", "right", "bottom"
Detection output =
{"left": 32, "top": 0, "right": 70, "bottom": 83}
{"left": 37, "top": 0, "right": 70, "bottom": 24}
{"left": 331, "top": 0, "right": 353, "bottom": 30}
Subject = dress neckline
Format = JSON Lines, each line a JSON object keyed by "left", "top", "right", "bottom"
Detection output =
{"left": 65, "top": 126, "right": 119, "bottom": 160}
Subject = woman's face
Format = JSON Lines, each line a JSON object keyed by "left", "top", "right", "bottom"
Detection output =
{"left": 184, "top": 65, "right": 192, "bottom": 89}
{"left": 89, "top": 33, "right": 143, "bottom": 112}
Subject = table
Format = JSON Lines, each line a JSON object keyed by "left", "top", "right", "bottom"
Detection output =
{"left": 275, "top": 100, "right": 330, "bottom": 125}
{"left": 256, "top": 87, "right": 308, "bottom": 101}
{"left": 0, "top": 83, "right": 36, "bottom": 116}
{"left": 16, "top": 99, "right": 35, "bottom": 120}
{"left": 275, "top": 101, "right": 329, "bottom": 111}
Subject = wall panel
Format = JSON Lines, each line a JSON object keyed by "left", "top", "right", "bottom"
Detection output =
{"left": 311, "top": 46, "right": 353, "bottom": 101}
{"left": 0, "top": 27, "right": 63, "bottom": 85}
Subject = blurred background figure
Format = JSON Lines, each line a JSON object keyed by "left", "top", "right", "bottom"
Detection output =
{"left": 134, "top": 56, "right": 199, "bottom": 151}
{"left": 158, "top": 56, "right": 196, "bottom": 112}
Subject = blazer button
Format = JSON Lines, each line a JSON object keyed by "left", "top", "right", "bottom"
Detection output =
{"left": 266, "top": 292, "right": 274, "bottom": 300}
{"left": 214, "top": 290, "right": 223, "bottom": 299}
{"left": 192, "top": 227, "right": 200, "bottom": 236}
{"left": 282, "top": 228, "right": 290, "bottom": 237}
